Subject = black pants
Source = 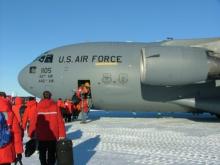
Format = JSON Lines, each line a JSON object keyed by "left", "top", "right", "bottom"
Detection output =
{"left": 38, "top": 140, "right": 57, "bottom": 165}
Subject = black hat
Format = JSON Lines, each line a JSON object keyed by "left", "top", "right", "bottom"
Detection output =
{"left": 43, "top": 91, "right": 52, "bottom": 99}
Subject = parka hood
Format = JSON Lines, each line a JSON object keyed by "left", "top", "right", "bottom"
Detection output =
{"left": 15, "top": 97, "right": 23, "bottom": 105}
{"left": 38, "top": 99, "right": 55, "bottom": 109}
{"left": 0, "top": 97, "right": 11, "bottom": 112}
{"left": 26, "top": 100, "right": 37, "bottom": 107}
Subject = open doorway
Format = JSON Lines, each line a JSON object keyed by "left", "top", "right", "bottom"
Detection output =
{"left": 77, "top": 79, "right": 93, "bottom": 110}
{"left": 78, "top": 80, "right": 90, "bottom": 87}
{"left": 78, "top": 80, "right": 92, "bottom": 98}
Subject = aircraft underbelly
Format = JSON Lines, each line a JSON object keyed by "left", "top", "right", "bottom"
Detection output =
{"left": 93, "top": 100, "right": 192, "bottom": 112}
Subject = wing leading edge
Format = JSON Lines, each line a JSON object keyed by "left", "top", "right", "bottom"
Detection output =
{"left": 161, "top": 37, "right": 220, "bottom": 56}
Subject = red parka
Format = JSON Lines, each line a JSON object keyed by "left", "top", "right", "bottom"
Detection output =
{"left": 22, "top": 100, "right": 37, "bottom": 138}
{"left": 0, "top": 97, "right": 23, "bottom": 164}
{"left": 57, "top": 99, "right": 65, "bottom": 109}
{"left": 65, "top": 100, "right": 74, "bottom": 114}
{"left": 35, "top": 99, "right": 66, "bottom": 141}
{"left": 57, "top": 99, "right": 68, "bottom": 114}
{"left": 76, "top": 86, "right": 89, "bottom": 113}
{"left": 12, "top": 97, "right": 23, "bottom": 125}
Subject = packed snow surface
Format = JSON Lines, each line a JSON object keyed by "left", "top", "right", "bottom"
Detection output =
{"left": 23, "top": 110, "right": 220, "bottom": 165}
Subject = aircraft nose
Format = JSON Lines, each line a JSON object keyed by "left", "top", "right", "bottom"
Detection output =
{"left": 18, "top": 66, "right": 29, "bottom": 90}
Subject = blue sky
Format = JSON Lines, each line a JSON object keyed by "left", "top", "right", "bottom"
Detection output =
{"left": 0, "top": 0, "right": 220, "bottom": 96}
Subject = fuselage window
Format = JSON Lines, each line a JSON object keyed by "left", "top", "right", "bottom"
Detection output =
{"left": 29, "top": 66, "right": 37, "bottom": 73}
{"left": 44, "top": 54, "right": 53, "bottom": 63}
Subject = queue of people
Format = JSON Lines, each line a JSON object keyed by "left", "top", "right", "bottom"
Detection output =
{"left": 0, "top": 91, "right": 67, "bottom": 165}
{"left": 57, "top": 98, "right": 79, "bottom": 122}
{"left": 0, "top": 82, "right": 91, "bottom": 164}
{"left": 57, "top": 82, "right": 91, "bottom": 123}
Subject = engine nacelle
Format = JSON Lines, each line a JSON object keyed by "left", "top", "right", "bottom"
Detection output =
{"left": 140, "top": 46, "right": 211, "bottom": 86}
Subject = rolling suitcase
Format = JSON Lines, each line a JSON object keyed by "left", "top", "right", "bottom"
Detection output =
{"left": 56, "top": 139, "right": 74, "bottom": 165}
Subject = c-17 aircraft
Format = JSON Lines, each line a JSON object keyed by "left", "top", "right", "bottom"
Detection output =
{"left": 18, "top": 37, "right": 220, "bottom": 117}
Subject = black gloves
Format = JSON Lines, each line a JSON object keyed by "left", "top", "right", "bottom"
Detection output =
{"left": 15, "top": 153, "right": 23, "bottom": 165}
{"left": 15, "top": 154, "right": 23, "bottom": 165}
{"left": 16, "top": 153, "right": 22, "bottom": 160}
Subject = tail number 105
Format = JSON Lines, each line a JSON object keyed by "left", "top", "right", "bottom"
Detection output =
{"left": 41, "top": 67, "right": 52, "bottom": 73}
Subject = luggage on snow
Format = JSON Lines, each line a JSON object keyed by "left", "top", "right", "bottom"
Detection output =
{"left": 56, "top": 138, "right": 74, "bottom": 165}
{"left": 25, "top": 139, "right": 37, "bottom": 157}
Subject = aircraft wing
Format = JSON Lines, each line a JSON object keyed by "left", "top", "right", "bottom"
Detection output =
{"left": 161, "top": 37, "right": 220, "bottom": 57}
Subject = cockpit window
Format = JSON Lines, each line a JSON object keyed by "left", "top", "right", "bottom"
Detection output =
{"left": 39, "top": 56, "right": 46, "bottom": 62}
{"left": 35, "top": 54, "right": 54, "bottom": 63}
{"left": 44, "top": 54, "right": 53, "bottom": 63}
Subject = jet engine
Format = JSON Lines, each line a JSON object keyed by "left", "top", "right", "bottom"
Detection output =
{"left": 140, "top": 46, "right": 220, "bottom": 86}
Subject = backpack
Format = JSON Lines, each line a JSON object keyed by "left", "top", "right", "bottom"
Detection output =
{"left": 0, "top": 112, "right": 11, "bottom": 148}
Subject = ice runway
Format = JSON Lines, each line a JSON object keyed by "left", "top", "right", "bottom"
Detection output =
{"left": 23, "top": 110, "right": 220, "bottom": 165}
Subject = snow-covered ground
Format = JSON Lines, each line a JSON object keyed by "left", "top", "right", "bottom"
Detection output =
{"left": 23, "top": 110, "right": 220, "bottom": 165}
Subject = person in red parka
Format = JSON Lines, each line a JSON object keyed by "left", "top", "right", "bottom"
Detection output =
{"left": 64, "top": 99, "right": 73, "bottom": 122}
{"left": 0, "top": 92, "right": 23, "bottom": 165}
{"left": 57, "top": 98, "right": 67, "bottom": 119}
{"left": 12, "top": 97, "right": 23, "bottom": 126}
{"left": 57, "top": 98, "right": 65, "bottom": 109}
{"left": 34, "top": 91, "right": 66, "bottom": 165}
{"left": 22, "top": 97, "right": 37, "bottom": 138}
{"left": 76, "top": 82, "right": 90, "bottom": 113}
{"left": 76, "top": 82, "right": 90, "bottom": 123}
